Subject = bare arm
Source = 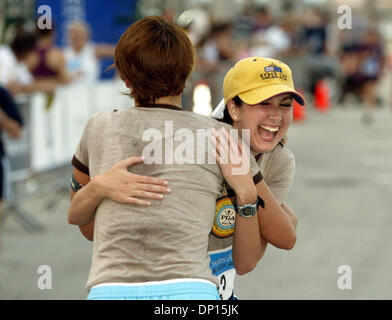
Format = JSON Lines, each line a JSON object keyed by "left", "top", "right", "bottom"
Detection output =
{"left": 232, "top": 181, "right": 297, "bottom": 274}
{"left": 51, "top": 49, "right": 75, "bottom": 84}
{"left": 68, "top": 156, "right": 171, "bottom": 235}
{"left": 282, "top": 202, "right": 297, "bottom": 229}
{"left": 232, "top": 204, "right": 268, "bottom": 275}
{"left": 255, "top": 180, "right": 296, "bottom": 250}
{"left": 6, "top": 79, "right": 58, "bottom": 95}
{"left": 0, "top": 108, "right": 22, "bottom": 138}
{"left": 69, "top": 168, "right": 96, "bottom": 240}
{"left": 94, "top": 44, "right": 116, "bottom": 59}
{"left": 68, "top": 170, "right": 103, "bottom": 226}
{"left": 212, "top": 127, "right": 296, "bottom": 275}
{"left": 212, "top": 127, "right": 266, "bottom": 274}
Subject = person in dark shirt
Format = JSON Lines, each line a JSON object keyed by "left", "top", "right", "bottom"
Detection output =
{"left": 30, "top": 25, "right": 73, "bottom": 84}
{"left": 340, "top": 29, "right": 385, "bottom": 124}
{"left": 0, "top": 86, "right": 23, "bottom": 248}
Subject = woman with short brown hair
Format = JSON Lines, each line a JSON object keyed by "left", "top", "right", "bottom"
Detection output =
{"left": 114, "top": 16, "right": 194, "bottom": 105}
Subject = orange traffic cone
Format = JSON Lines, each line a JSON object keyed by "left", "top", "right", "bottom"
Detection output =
{"left": 292, "top": 99, "right": 306, "bottom": 122}
{"left": 314, "top": 79, "right": 330, "bottom": 112}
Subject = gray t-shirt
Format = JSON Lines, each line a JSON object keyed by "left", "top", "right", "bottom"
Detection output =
{"left": 72, "top": 104, "right": 261, "bottom": 290}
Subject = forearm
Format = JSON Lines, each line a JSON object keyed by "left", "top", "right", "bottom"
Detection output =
{"left": 58, "top": 68, "right": 74, "bottom": 84}
{"left": 21, "top": 80, "right": 57, "bottom": 94}
{"left": 232, "top": 213, "right": 266, "bottom": 275}
{"left": 256, "top": 181, "right": 296, "bottom": 250}
{"left": 230, "top": 182, "right": 265, "bottom": 275}
{"left": 95, "top": 44, "right": 115, "bottom": 59}
{"left": 282, "top": 203, "right": 297, "bottom": 229}
{"left": 79, "top": 219, "right": 95, "bottom": 241}
{"left": 68, "top": 178, "right": 104, "bottom": 226}
{"left": 0, "top": 109, "right": 21, "bottom": 138}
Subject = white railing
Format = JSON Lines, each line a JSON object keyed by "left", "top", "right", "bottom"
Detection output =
{"left": 29, "top": 80, "right": 133, "bottom": 172}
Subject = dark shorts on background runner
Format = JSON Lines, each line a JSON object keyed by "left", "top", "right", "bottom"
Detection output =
{"left": 0, "top": 156, "right": 11, "bottom": 200}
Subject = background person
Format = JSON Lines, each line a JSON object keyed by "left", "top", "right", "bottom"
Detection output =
{"left": 0, "top": 26, "right": 59, "bottom": 96}
{"left": 0, "top": 27, "right": 37, "bottom": 94}
{"left": 64, "top": 21, "right": 116, "bottom": 84}
{"left": 29, "top": 25, "right": 74, "bottom": 85}
{"left": 0, "top": 86, "right": 23, "bottom": 249}
{"left": 339, "top": 28, "right": 385, "bottom": 124}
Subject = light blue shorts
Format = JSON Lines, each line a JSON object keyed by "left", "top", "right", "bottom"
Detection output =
{"left": 87, "top": 279, "right": 220, "bottom": 300}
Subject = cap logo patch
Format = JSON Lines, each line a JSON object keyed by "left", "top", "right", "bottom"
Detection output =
{"left": 261, "top": 63, "right": 287, "bottom": 81}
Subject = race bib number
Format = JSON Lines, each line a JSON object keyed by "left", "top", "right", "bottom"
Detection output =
{"left": 209, "top": 246, "right": 236, "bottom": 300}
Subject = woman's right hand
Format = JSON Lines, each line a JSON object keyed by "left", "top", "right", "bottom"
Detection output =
{"left": 211, "top": 127, "right": 257, "bottom": 206}
{"left": 92, "top": 156, "right": 171, "bottom": 206}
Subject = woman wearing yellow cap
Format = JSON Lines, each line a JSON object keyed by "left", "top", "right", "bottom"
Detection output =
{"left": 208, "top": 56, "right": 305, "bottom": 299}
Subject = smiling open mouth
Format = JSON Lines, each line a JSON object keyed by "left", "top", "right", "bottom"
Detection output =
{"left": 257, "top": 125, "right": 279, "bottom": 141}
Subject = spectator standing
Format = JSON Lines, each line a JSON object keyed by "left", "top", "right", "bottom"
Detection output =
{"left": 0, "top": 27, "right": 59, "bottom": 96}
{"left": 29, "top": 26, "right": 73, "bottom": 85}
{"left": 0, "top": 28, "right": 36, "bottom": 92}
{"left": 64, "top": 21, "right": 115, "bottom": 84}
{"left": 0, "top": 86, "right": 23, "bottom": 249}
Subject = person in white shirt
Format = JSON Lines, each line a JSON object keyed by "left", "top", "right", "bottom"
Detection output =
{"left": 0, "top": 27, "right": 57, "bottom": 96}
{"left": 0, "top": 36, "right": 34, "bottom": 87}
{"left": 64, "top": 22, "right": 115, "bottom": 84}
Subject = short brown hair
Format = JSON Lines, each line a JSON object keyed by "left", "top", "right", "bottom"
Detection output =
{"left": 114, "top": 16, "right": 195, "bottom": 105}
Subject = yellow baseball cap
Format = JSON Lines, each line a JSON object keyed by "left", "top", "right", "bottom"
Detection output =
{"left": 223, "top": 56, "right": 305, "bottom": 106}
